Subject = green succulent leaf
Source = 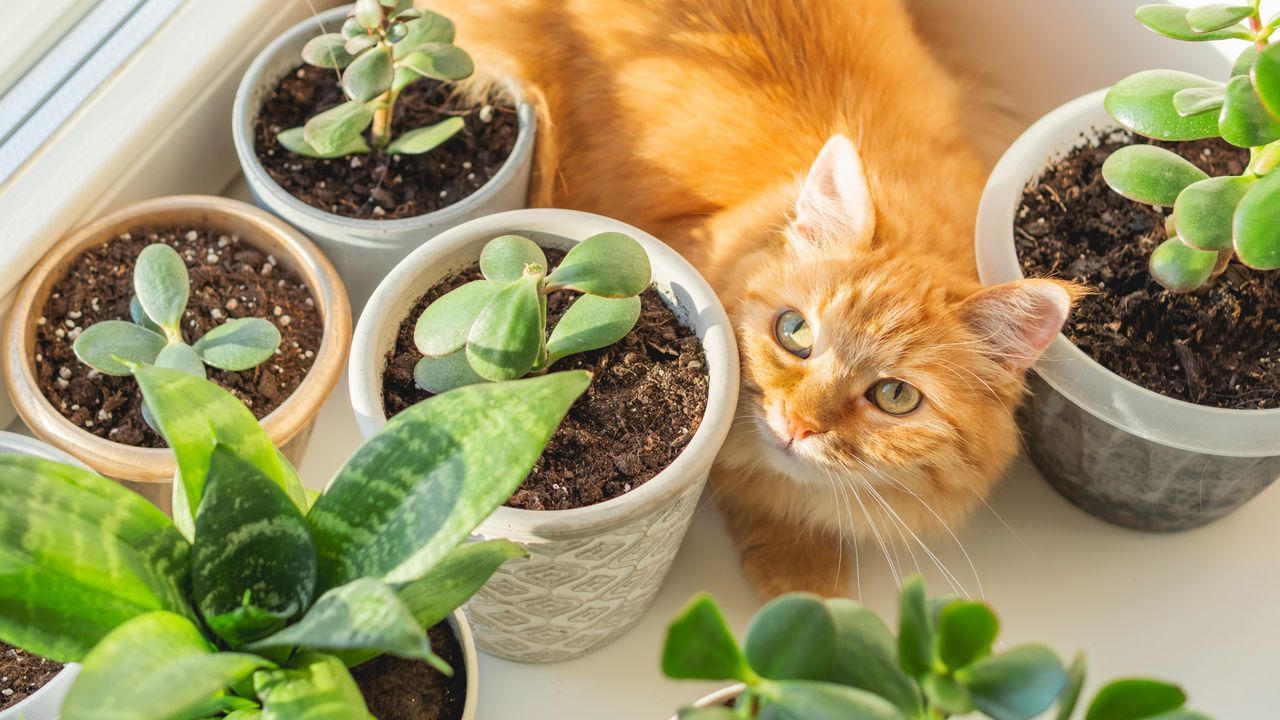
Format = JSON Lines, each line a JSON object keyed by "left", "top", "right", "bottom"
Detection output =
{"left": 413, "top": 350, "right": 487, "bottom": 394}
{"left": 387, "top": 116, "right": 465, "bottom": 155}
{"left": 0, "top": 456, "right": 191, "bottom": 662}
{"left": 1232, "top": 45, "right": 1259, "bottom": 77}
{"left": 761, "top": 681, "right": 907, "bottom": 720}
{"left": 341, "top": 17, "right": 365, "bottom": 40}
{"left": 1105, "top": 71, "right": 1223, "bottom": 141}
{"left": 825, "top": 599, "right": 923, "bottom": 716}
{"left": 897, "top": 575, "right": 933, "bottom": 678}
{"left": 1101, "top": 145, "right": 1208, "bottom": 207}
{"left": 130, "top": 294, "right": 165, "bottom": 334}
{"left": 302, "top": 32, "right": 354, "bottom": 68}
{"left": 193, "top": 446, "right": 317, "bottom": 646}
{"left": 193, "top": 317, "right": 282, "bottom": 371}
{"left": 480, "top": 235, "right": 548, "bottom": 282}
{"left": 399, "top": 44, "right": 475, "bottom": 81}
{"left": 343, "top": 45, "right": 393, "bottom": 103}
{"left": 392, "top": 9, "right": 422, "bottom": 22}
{"left": 134, "top": 243, "right": 189, "bottom": 333}
{"left": 1056, "top": 654, "right": 1087, "bottom": 720}
{"left": 1233, "top": 169, "right": 1280, "bottom": 269}
{"left": 1134, "top": 4, "right": 1251, "bottom": 40}
{"left": 544, "top": 232, "right": 652, "bottom": 297}
{"left": 1173, "top": 175, "right": 1255, "bottom": 251}
{"left": 465, "top": 275, "right": 543, "bottom": 381}
{"left": 61, "top": 612, "right": 271, "bottom": 720}
{"left": 393, "top": 65, "right": 425, "bottom": 92}
{"left": 394, "top": 12, "right": 456, "bottom": 59}
{"left": 344, "top": 33, "right": 379, "bottom": 56}
{"left": 744, "top": 594, "right": 836, "bottom": 681}
{"left": 1254, "top": 43, "right": 1280, "bottom": 116}
{"left": 1085, "top": 679, "right": 1188, "bottom": 720}
{"left": 156, "top": 341, "right": 207, "bottom": 379}
{"left": 961, "top": 645, "right": 1068, "bottom": 720}
{"left": 923, "top": 673, "right": 974, "bottom": 715}
{"left": 1171, "top": 85, "right": 1224, "bottom": 116}
{"left": 545, "top": 295, "right": 641, "bottom": 366}
{"left": 303, "top": 100, "right": 375, "bottom": 156}
{"left": 1149, "top": 237, "right": 1219, "bottom": 292}
{"left": 176, "top": 695, "right": 259, "bottom": 719}
{"left": 353, "top": 0, "right": 384, "bottom": 30}
{"left": 1184, "top": 4, "right": 1254, "bottom": 32}
{"left": 678, "top": 709, "right": 737, "bottom": 720}
{"left": 395, "top": 540, "right": 527, "bottom": 629}
{"left": 255, "top": 652, "right": 370, "bottom": 720}
{"left": 1219, "top": 75, "right": 1280, "bottom": 147}
{"left": 936, "top": 600, "right": 999, "bottom": 670}
{"left": 72, "top": 320, "right": 166, "bottom": 376}
{"left": 307, "top": 371, "right": 589, "bottom": 589}
{"left": 662, "top": 594, "right": 753, "bottom": 682}
{"left": 415, "top": 279, "right": 504, "bottom": 358}
{"left": 277, "top": 126, "right": 371, "bottom": 158}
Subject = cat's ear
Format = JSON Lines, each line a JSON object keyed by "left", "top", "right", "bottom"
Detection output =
{"left": 960, "top": 279, "right": 1075, "bottom": 372}
{"left": 791, "top": 134, "right": 876, "bottom": 248}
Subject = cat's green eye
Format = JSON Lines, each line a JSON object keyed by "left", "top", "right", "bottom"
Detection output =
{"left": 868, "top": 378, "right": 922, "bottom": 415}
{"left": 774, "top": 309, "right": 812, "bottom": 358}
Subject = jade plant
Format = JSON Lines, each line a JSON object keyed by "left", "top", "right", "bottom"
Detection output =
{"left": 1102, "top": 1, "right": 1280, "bottom": 292}
{"left": 0, "top": 362, "right": 588, "bottom": 719}
{"left": 412, "top": 232, "right": 652, "bottom": 393}
{"left": 663, "top": 576, "right": 1211, "bottom": 720}
{"left": 280, "top": 0, "right": 474, "bottom": 158}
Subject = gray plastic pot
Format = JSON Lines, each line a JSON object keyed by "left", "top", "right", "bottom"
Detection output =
{"left": 233, "top": 4, "right": 536, "bottom": 314}
{"left": 976, "top": 89, "right": 1280, "bottom": 532}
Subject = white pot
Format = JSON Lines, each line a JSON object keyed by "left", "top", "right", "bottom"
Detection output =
{"left": 349, "top": 209, "right": 739, "bottom": 662}
{"left": 0, "top": 432, "right": 84, "bottom": 720}
{"left": 232, "top": 5, "right": 537, "bottom": 315}
{"left": 976, "top": 89, "right": 1280, "bottom": 531}
{"left": 448, "top": 609, "right": 480, "bottom": 720}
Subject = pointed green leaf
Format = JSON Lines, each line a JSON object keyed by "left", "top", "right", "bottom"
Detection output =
{"left": 387, "top": 116, "right": 465, "bottom": 155}
{"left": 302, "top": 33, "right": 354, "bottom": 69}
{"left": 897, "top": 575, "right": 932, "bottom": 678}
{"left": 937, "top": 600, "right": 999, "bottom": 670}
{"left": 303, "top": 100, "right": 375, "bottom": 156}
{"left": 135, "top": 243, "right": 188, "bottom": 333}
{"left": 544, "top": 232, "right": 652, "bottom": 297}
{"left": 194, "top": 317, "right": 282, "bottom": 371}
{"left": 765, "top": 681, "right": 907, "bottom": 720}
{"left": 1150, "top": 236, "right": 1219, "bottom": 292}
{"left": 662, "top": 594, "right": 753, "bottom": 682}
{"left": 343, "top": 45, "right": 393, "bottom": 102}
{"left": 61, "top": 612, "right": 271, "bottom": 720}
{"left": 156, "top": 341, "right": 206, "bottom": 379}
{"left": 393, "top": 12, "right": 456, "bottom": 59}
{"left": 399, "top": 44, "right": 474, "bottom": 81}
{"left": 254, "top": 652, "right": 370, "bottom": 720}
{"left": 1185, "top": 4, "right": 1254, "bottom": 32}
{"left": 277, "top": 126, "right": 370, "bottom": 159}
{"left": 307, "top": 371, "right": 590, "bottom": 589}
{"left": 413, "top": 351, "right": 486, "bottom": 394}
{"left": 1102, "top": 145, "right": 1208, "bottom": 207}
{"left": 0, "top": 456, "right": 191, "bottom": 662}
{"left": 415, "top": 279, "right": 504, "bottom": 357}
{"left": 73, "top": 321, "right": 166, "bottom": 376}
{"left": 1105, "top": 70, "right": 1223, "bottom": 141}
{"left": 353, "top": 0, "right": 383, "bottom": 29}
{"left": 825, "top": 599, "right": 923, "bottom": 715}
{"left": 1056, "top": 654, "right": 1087, "bottom": 720}
{"left": 480, "top": 235, "right": 548, "bottom": 282}
{"left": 1233, "top": 167, "right": 1280, "bottom": 269}
{"left": 1086, "top": 679, "right": 1188, "bottom": 720}
{"left": 1219, "top": 75, "right": 1280, "bottom": 147}
{"left": 961, "top": 645, "right": 1068, "bottom": 720}
{"left": 744, "top": 594, "right": 836, "bottom": 681}
{"left": 1134, "top": 5, "right": 1251, "bottom": 40}
{"left": 1173, "top": 175, "right": 1254, "bottom": 251}
{"left": 465, "top": 275, "right": 542, "bottom": 381}
{"left": 1171, "top": 85, "right": 1224, "bottom": 116}
{"left": 396, "top": 540, "right": 526, "bottom": 629}
{"left": 1253, "top": 43, "right": 1280, "bottom": 116}
{"left": 546, "top": 294, "right": 641, "bottom": 365}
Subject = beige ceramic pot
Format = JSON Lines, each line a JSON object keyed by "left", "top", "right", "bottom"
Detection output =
{"left": 1, "top": 195, "right": 351, "bottom": 511}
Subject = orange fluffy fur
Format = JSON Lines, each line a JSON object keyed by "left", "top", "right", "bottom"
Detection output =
{"left": 431, "top": 0, "right": 1074, "bottom": 597}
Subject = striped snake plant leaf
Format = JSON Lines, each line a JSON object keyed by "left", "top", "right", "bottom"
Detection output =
{"left": 254, "top": 652, "right": 371, "bottom": 720}
{"left": 193, "top": 446, "right": 317, "bottom": 647}
{"left": 0, "top": 456, "right": 191, "bottom": 662}
{"left": 307, "top": 370, "right": 590, "bottom": 591}
{"left": 61, "top": 611, "right": 272, "bottom": 720}
{"left": 395, "top": 539, "right": 527, "bottom": 629}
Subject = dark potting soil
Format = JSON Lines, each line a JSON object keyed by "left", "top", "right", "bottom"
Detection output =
{"left": 1016, "top": 131, "right": 1280, "bottom": 409}
{"left": 351, "top": 623, "right": 467, "bottom": 720}
{"left": 36, "top": 227, "right": 322, "bottom": 448}
{"left": 381, "top": 251, "right": 710, "bottom": 511}
{"left": 0, "top": 642, "right": 62, "bottom": 710}
{"left": 253, "top": 63, "right": 518, "bottom": 220}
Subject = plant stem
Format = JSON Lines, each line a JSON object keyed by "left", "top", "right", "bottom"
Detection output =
{"left": 370, "top": 89, "right": 397, "bottom": 149}
{"left": 1252, "top": 11, "right": 1269, "bottom": 51}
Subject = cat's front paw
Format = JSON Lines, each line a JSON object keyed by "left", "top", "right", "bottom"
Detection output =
{"left": 739, "top": 537, "right": 850, "bottom": 599}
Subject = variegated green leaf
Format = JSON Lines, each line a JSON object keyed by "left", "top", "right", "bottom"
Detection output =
{"left": 156, "top": 341, "right": 207, "bottom": 379}
{"left": 73, "top": 320, "right": 166, "bottom": 376}
{"left": 398, "top": 44, "right": 474, "bottom": 81}
{"left": 396, "top": 539, "right": 527, "bottom": 629}
{"left": 193, "top": 317, "right": 282, "bottom": 372}
{"left": 343, "top": 46, "right": 393, "bottom": 103}
{"left": 386, "top": 116, "right": 465, "bottom": 155}
{"left": 0, "top": 456, "right": 191, "bottom": 662}
{"left": 546, "top": 294, "right": 641, "bottom": 365}
{"left": 393, "top": 12, "right": 455, "bottom": 59}
{"left": 224, "top": 710, "right": 264, "bottom": 720}
{"left": 415, "top": 279, "right": 504, "bottom": 358}
{"left": 353, "top": 0, "right": 383, "bottom": 29}
{"left": 134, "top": 243, "right": 189, "bottom": 334}
{"left": 307, "top": 371, "right": 590, "bottom": 589}
{"left": 277, "top": 127, "right": 371, "bottom": 159}
{"left": 465, "top": 275, "right": 542, "bottom": 381}
{"left": 173, "top": 694, "right": 259, "bottom": 719}
{"left": 301, "top": 33, "right": 354, "bottom": 69}
{"left": 61, "top": 612, "right": 271, "bottom": 720}
{"left": 544, "top": 232, "right": 652, "bottom": 297}
{"left": 480, "top": 235, "right": 547, "bottom": 282}
{"left": 254, "top": 652, "right": 370, "bottom": 720}
{"left": 413, "top": 350, "right": 486, "bottom": 394}
{"left": 303, "top": 101, "right": 375, "bottom": 156}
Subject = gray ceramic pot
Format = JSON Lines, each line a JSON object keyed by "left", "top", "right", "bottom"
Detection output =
{"left": 232, "top": 5, "right": 536, "bottom": 314}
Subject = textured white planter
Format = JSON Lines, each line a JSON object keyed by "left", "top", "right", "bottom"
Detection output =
{"left": 349, "top": 209, "right": 739, "bottom": 662}
{"left": 232, "top": 5, "right": 537, "bottom": 314}
{"left": 448, "top": 609, "right": 480, "bottom": 720}
{"left": 976, "top": 89, "right": 1280, "bottom": 531}
{"left": 0, "top": 432, "right": 84, "bottom": 720}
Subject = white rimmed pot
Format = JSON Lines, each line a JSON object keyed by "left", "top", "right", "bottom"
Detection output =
{"left": 0, "top": 432, "right": 85, "bottom": 720}
{"left": 233, "top": 4, "right": 538, "bottom": 315}
{"left": 446, "top": 609, "right": 480, "bottom": 720}
{"left": 349, "top": 209, "right": 739, "bottom": 662}
{"left": 977, "top": 89, "right": 1280, "bottom": 532}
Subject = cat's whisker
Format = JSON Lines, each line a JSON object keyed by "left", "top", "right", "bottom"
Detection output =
{"left": 855, "top": 468, "right": 969, "bottom": 598}
{"left": 974, "top": 491, "right": 1038, "bottom": 558}
{"left": 844, "top": 474, "right": 901, "bottom": 587}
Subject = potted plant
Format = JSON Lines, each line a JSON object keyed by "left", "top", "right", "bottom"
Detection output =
{"left": 349, "top": 208, "right": 739, "bottom": 662}
{"left": 233, "top": 0, "right": 537, "bottom": 312}
{"left": 0, "top": 360, "right": 588, "bottom": 719}
{"left": 663, "top": 575, "right": 1211, "bottom": 720}
{"left": 975, "top": 2, "right": 1280, "bottom": 531}
{"left": 1, "top": 195, "right": 351, "bottom": 512}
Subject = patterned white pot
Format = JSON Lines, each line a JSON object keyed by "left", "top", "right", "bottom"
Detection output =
{"left": 349, "top": 209, "right": 739, "bottom": 662}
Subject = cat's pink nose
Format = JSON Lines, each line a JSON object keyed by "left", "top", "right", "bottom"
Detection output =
{"left": 785, "top": 415, "right": 820, "bottom": 444}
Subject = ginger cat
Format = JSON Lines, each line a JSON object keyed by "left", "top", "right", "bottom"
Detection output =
{"left": 432, "top": 0, "right": 1074, "bottom": 597}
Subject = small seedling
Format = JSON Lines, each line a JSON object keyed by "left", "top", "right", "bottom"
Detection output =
{"left": 279, "top": 0, "right": 474, "bottom": 158}
{"left": 412, "top": 233, "right": 652, "bottom": 394}
{"left": 1102, "top": 1, "right": 1280, "bottom": 292}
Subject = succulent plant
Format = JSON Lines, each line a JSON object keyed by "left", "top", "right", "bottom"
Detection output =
{"left": 1102, "top": 1, "right": 1280, "bottom": 292}
{"left": 279, "top": 0, "right": 474, "bottom": 158}
{"left": 0, "top": 362, "right": 588, "bottom": 719}
{"left": 412, "top": 232, "right": 652, "bottom": 393}
{"left": 663, "top": 576, "right": 1211, "bottom": 720}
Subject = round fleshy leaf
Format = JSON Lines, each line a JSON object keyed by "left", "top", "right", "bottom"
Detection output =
{"left": 1105, "top": 70, "right": 1223, "bottom": 141}
{"left": 387, "top": 116, "right": 465, "bottom": 155}
{"left": 937, "top": 600, "right": 999, "bottom": 670}
{"left": 1101, "top": 145, "right": 1208, "bottom": 207}
{"left": 1171, "top": 85, "right": 1224, "bottom": 117}
{"left": 465, "top": 275, "right": 542, "bottom": 381}
{"left": 301, "top": 33, "right": 354, "bottom": 69}
{"left": 766, "top": 681, "right": 907, "bottom": 720}
{"left": 960, "top": 645, "right": 1068, "bottom": 720}
{"left": 353, "top": 0, "right": 384, "bottom": 29}
{"left": 73, "top": 321, "right": 166, "bottom": 376}
{"left": 924, "top": 673, "right": 974, "bottom": 715}
{"left": 1150, "top": 237, "right": 1219, "bottom": 292}
{"left": 1173, "top": 175, "right": 1254, "bottom": 250}
{"left": 399, "top": 44, "right": 475, "bottom": 81}
{"left": 1232, "top": 45, "right": 1258, "bottom": 77}
{"left": 1184, "top": 4, "right": 1254, "bottom": 32}
{"left": 134, "top": 243, "right": 189, "bottom": 333}
{"left": 415, "top": 279, "right": 504, "bottom": 357}
{"left": 391, "top": 8, "right": 422, "bottom": 21}
{"left": 1233, "top": 170, "right": 1280, "bottom": 269}
{"left": 303, "top": 100, "right": 375, "bottom": 156}
{"left": 897, "top": 576, "right": 932, "bottom": 678}
{"left": 480, "top": 235, "right": 547, "bottom": 282}
{"left": 544, "top": 232, "right": 652, "bottom": 297}
{"left": 1253, "top": 43, "right": 1280, "bottom": 117}
{"left": 413, "top": 351, "right": 486, "bottom": 394}
{"left": 193, "top": 317, "right": 282, "bottom": 371}
{"left": 277, "top": 126, "right": 370, "bottom": 159}
{"left": 546, "top": 295, "right": 641, "bottom": 365}
{"left": 341, "top": 17, "right": 365, "bottom": 39}
{"left": 343, "top": 45, "right": 393, "bottom": 102}
{"left": 393, "top": 12, "right": 456, "bottom": 59}
{"left": 1218, "top": 75, "right": 1280, "bottom": 147}
{"left": 1134, "top": 4, "right": 1252, "bottom": 40}
{"left": 662, "top": 594, "right": 753, "bottom": 683}
{"left": 344, "top": 33, "right": 379, "bottom": 56}
{"left": 129, "top": 295, "right": 164, "bottom": 335}
{"left": 744, "top": 594, "right": 836, "bottom": 681}
{"left": 386, "top": 23, "right": 408, "bottom": 43}
{"left": 156, "top": 341, "right": 207, "bottom": 379}
{"left": 1085, "top": 679, "right": 1187, "bottom": 720}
